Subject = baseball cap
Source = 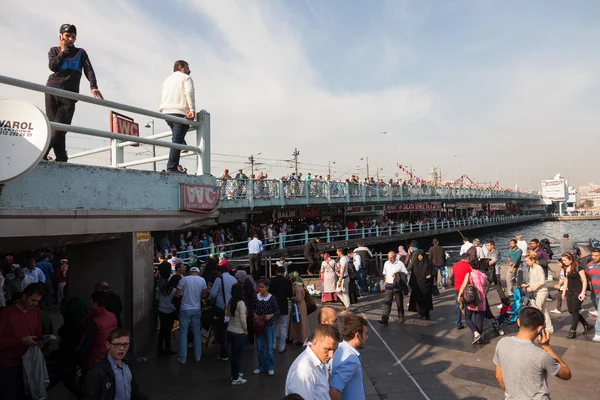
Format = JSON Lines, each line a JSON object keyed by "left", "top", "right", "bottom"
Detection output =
{"left": 190, "top": 266, "right": 200, "bottom": 273}
{"left": 60, "top": 24, "right": 77, "bottom": 35}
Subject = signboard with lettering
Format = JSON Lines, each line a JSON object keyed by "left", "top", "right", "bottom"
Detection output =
{"left": 0, "top": 99, "right": 50, "bottom": 183}
{"left": 136, "top": 232, "right": 150, "bottom": 243}
{"left": 541, "top": 179, "right": 566, "bottom": 201}
{"left": 110, "top": 111, "right": 139, "bottom": 147}
{"left": 180, "top": 184, "right": 220, "bottom": 212}
{"left": 385, "top": 203, "right": 442, "bottom": 213}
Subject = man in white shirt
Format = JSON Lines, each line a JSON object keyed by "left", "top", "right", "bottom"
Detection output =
{"left": 175, "top": 267, "right": 207, "bottom": 364}
{"left": 159, "top": 60, "right": 195, "bottom": 173}
{"left": 459, "top": 237, "right": 473, "bottom": 256}
{"left": 23, "top": 259, "right": 46, "bottom": 284}
{"left": 285, "top": 324, "right": 341, "bottom": 400}
{"left": 378, "top": 251, "right": 408, "bottom": 326}
{"left": 349, "top": 250, "right": 364, "bottom": 296}
{"left": 247, "top": 232, "right": 263, "bottom": 277}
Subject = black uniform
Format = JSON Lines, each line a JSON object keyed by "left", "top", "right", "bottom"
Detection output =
{"left": 45, "top": 45, "right": 98, "bottom": 161}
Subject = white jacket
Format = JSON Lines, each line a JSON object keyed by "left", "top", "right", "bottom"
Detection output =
{"left": 159, "top": 71, "right": 196, "bottom": 115}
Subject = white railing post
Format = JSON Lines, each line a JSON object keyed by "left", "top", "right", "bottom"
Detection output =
{"left": 279, "top": 180, "right": 285, "bottom": 206}
{"left": 388, "top": 225, "right": 392, "bottom": 236}
{"left": 248, "top": 180, "right": 255, "bottom": 208}
{"left": 305, "top": 181, "right": 310, "bottom": 204}
{"left": 419, "top": 222, "right": 423, "bottom": 231}
{"left": 376, "top": 225, "right": 380, "bottom": 237}
{"left": 110, "top": 139, "right": 123, "bottom": 168}
{"left": 279, "top": 233, "right": 284, "bottom": 249}
{"left": 197, "top": 110, "right": 210, "bottom": 175}
{"left": 400, "top": 223, "right": 404, "bottom": 234}
{"left": 345, "top": 228, "right": 349, "bottom": 241}
{"left": 304, "top": 230, "right": 309, "bottom": 244}
{"left": 345, "top": 183, "right": 350, "bottom": 203}
{"left": 326, "top": 229, "right": 331, "bottom": 243}
{"left": 410, "top": 223, "right": 413, "bottom": 233}
{"left": 361, "top": 227, "right": 365, "bottom": 239}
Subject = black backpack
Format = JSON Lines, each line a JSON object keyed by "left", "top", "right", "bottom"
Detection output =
{"left": 463, "top": 284, "right": 481, "bottom": 306}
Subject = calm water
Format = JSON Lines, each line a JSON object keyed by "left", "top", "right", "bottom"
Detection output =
{"left": 375, "top": 220, "right": 600, "bottom": 262}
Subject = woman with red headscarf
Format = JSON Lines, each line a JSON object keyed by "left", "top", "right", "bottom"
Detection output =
{"left": 320, "top": 253, "right": 338, "bottom": 303}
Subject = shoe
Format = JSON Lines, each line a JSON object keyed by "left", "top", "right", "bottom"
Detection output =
{"left": 584, "top": 324, "right": 593, "bottom": 335}
{"left": 177, "top": 359, "right": 186, "bottom": 364}
{"left": 545, "top": 297, "right": 553, "bottom": 302}
{"left": 253, "top": 369, "right": 262, "bottom": 374}
{"left": 268, "top": 370, "right": 275, "bottom": 376}
{"left": 216, "top": 355, "right": 229, "bottom": 361}
{"left": 496, "top": 304, "right": 503, "bottom": 309}
{"left": 550, "top": 309, "right": 562, "bottom": 314}
{"left": 497, "top": 328, "right": 505, "bottom": 336}
{"left": 590, "top": 310, "right": 598, "bottom": 317}
{"left": 472, "top": 334, "right": 482, "bottom": 344}
{"left": 566, "top": 330, "right": 577, "bottom": 339}
{"left": 378, "top": 319, "right": 388, "bottom": 326}
{"left": 593, "top": 335, "right": 600, "bottom": 342}
{"left": 397, "top": 317, "right": 405, "bottom": 324}
{"left": 188, "top": 343, "right": 194, "bottom": 348}
{"left": 231, "top": 377, "right": 247, "bottom": 385}
{"left": 278, "top": 348, "right": 287, "bottom": 353}
{"left": 457, "top": 324, "right": 465, "bottom": 330}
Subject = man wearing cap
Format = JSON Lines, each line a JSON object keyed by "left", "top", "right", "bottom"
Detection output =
{"left": 175, "top": 266, "right": 207, "bottom": 364}
{"left": 160, "top": 60, "right": 196, "bottom": 173}
{"left": 45, "top": 24, "right": 103, "bottom": 162}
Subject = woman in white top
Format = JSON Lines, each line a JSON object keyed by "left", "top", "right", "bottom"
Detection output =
{"left": 320, "top": 253, "right": 338, "bottom": 303}
{"left": 335, "top": 248, "right": 351, "bottom": 314}
{"left": 226, "top": 283, "right": 248, "bottom": 385}
{"left": 521, "top": 254, "right": 554, "bottom": 333}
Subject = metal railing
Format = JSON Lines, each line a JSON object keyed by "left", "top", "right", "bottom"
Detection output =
{"left": 0, "top": 75, "right": 211, "bottom": 175}
{"left": 169, "top": 215, "right": 540, "bottom": 262}
{"left": 216, "top": 179, "right": 541, "bottom": 208}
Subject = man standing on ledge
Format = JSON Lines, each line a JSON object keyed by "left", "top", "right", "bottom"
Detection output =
{"left": 160, "top": 60, "right": 196, "bottom": 173}
{"left": 45, "top": 24, "right": 103, "bottom": 162}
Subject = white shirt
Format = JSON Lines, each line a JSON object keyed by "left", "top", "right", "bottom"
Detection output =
{"left": 248, "top": 238, "right": 264, "bottom": 254}
{"left": 353, "top": 254, "right": 362, "bottom": 271}
{"left": 285, "top": 345, "right": 330, "bottom": 400}
{"left": 177, "top": 275, "right": 207, "bottom": 312}
{"left": 159, "top": 71, "right": 196, "bottom": 115}
{"left": 23, "top": 267, "right": 46, "bottom": 283}
{"left": 517, "top": 240, "right": 528, "bottom": 258}
{"left": 459, "top": 242, "right": 473, "bottom": 255}
{"left": 476, "top": 246, "right": 486, "bottom": 260}
{"left": 383, "top": 260, "right": 408, "bottom": 285}
{"left": 338, "top": 256, "right": 350, "bottom": 278}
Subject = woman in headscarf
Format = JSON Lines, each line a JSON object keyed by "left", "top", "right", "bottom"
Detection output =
{"left": 408, "top": 250, "right": 434, "bottom": 320}
{"left": 288, "top": 272, "right": 309, "bottom": 345}
{"left": 236, "top": 268, "right": 257, "bottom": 348}
{"left": 320, "top": 253, "right": 338, "bottom": 303}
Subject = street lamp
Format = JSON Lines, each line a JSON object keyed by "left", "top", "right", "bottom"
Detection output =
{"left": 328, "top": 160, "right": 336, "bottom": 176}
{"left": 381, "top": 130, "right": 399, "bottom": 179}
{"left": 144, "top": 120, "right": 156, "bottom": 171}
{"left": 248, "top": 152, "right": 262, "bottom": 175}
{"left": 360, "top": 157, "right": 370, "bottom": 179}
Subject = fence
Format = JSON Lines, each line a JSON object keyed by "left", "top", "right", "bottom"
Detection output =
{"left": 0, "top": 75, "right": 211, "bottom": 175}
{"left": 216, "top": 178, "right": 541, "bottom": 208}
{"left": 170, "top": 214, "right": 540, "bottom": 264}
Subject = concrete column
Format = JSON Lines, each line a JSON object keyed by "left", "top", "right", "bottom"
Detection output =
{"left": 69, "top": 233, "right": 154, "bottom": 355}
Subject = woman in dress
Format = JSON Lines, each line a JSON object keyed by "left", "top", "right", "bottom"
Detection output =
{"left": 252, "top": 279, "right": 280, "bottom": 375}
{"left": 408, "top": 250, "right": 434, "bottom": 320}
{"left": 320, "top": 253, "right": 338, "bottom": 303}
{"left": 561, "top": 252, "right": 593, "bottom": 339}
{"left": 288, "top": 272, "right": 309, "bottom": 345}
{"left": 521, "top": 254, "right": 554, "bottom": 333}
{"left": 458, "top": 259, "right": 487, "bottom": 343}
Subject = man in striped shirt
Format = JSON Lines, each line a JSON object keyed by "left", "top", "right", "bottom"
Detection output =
{"left": 586, "top": 248, "right": 600, "bottom": 342}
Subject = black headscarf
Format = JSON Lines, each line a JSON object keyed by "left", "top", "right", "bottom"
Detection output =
{"left": 409, "top": 250, "right": 434, "bottom": 291}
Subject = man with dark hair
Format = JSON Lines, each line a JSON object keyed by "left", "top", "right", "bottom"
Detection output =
{"left": 485, "top": 240, "right": 502, "bottom": 290}
{"left": 428, "top": 239, "right": 446, "bottom": 289}
{"left": 494, "top": 307, "right": 571, "bottom": 399}
{"left": 507, "top": 239, "right": 523, "bottom": 296}
{"left": 81, "top": 328, "right": 147, "bottom": 400}
{"left": 560, "top": 233, "right": 577, "bottom": 255}
{"left": 0, "top": 284, "right": 43, "bottom": 399}
{"left": 452, "top": 253, "right": 472, "bottom": 330}
{"left": 24, "top": 259, "right": 45, "bottom": 284}
{"left": 530, "top": 238, "right": 551, "bottom": 281}
{"left": 155, "top": 251, "right": 172, "bottom": 282}
{"left": 248, "top": 232, "right": 263, "bottom": 277}
{"left": 330, "top": 315, "right": 369, "bottom": 400}
{"left": 45, "top": 23, "right": 103, "bottom": 162}
{"left": 285, "top": 324, "right": 341, "bottom": 399}
{"left": 36, "top": 253, "right": 55, "bottom": 306}
{"left": 159, "top": 59, "right": 195, "bottom": 173}
{"left": 209, "top": 266, "right": 237, "bottom": 361}
{"left": 270, "top": 266, "right": 294, "bottom": 353}
{"left": 95, "top": 282, "right": 123, "bottom": 328}
{"left": 77, "top": 291, "right": 118, "bottom": 375}
{"left": 304, "top": 237, "right": 322, "bottom": 276}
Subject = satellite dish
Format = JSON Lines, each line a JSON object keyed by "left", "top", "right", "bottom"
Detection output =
{"left": 0, "top": 99, "right": 50, "bottom": 183}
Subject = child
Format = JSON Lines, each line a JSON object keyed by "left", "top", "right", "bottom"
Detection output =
{"left": 496, "top": 297, "right": 513, "bottom": 325}
{"left": 550, "top": 258, "right": 567, "bottom": 314}
{"left": 276, "top": 256, "right": 292, "bottom": 276}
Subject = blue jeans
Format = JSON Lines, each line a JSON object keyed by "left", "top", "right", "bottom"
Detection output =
{"left": 435, "top": 266, "right": 446, "bottom": 287}
{"left": 256, "top": 324, "right": 275, "bottom": 372}
{"left": 229, "top": 332, "right": 247, "bottom": 380}
{"left": 166, "top": 113, "right": 188, "bottom": 171}
{"left": 357, "top": 269, "right": 367, "bottom": 296}
{"left": 455, "top": 291, "right": 463, "bottom": 327}
{"left": 179, "top": 309, "right": 202, "bottom": 362}
{"left": 592, "top": 291, "right": 600, "bottom": 336}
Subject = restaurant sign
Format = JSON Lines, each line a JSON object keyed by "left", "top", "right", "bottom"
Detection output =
{"left": 180, "top": 184, "right": 220, "bottom": 212}
{"left": 385, "top": 202, "right": 442, "bottom": 213}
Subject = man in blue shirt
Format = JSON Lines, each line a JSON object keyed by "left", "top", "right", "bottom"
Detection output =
{"left": 24, "top": 259, "right": 46, "bottom": 284}
{"left": 36, "top": 253, "right": 55, "bottom": 307}
{"left": 330, "top": 314, "right": 369, "bottom": 400}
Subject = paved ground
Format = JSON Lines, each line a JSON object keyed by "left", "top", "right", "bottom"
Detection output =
{"left": 49, "top": 264, "right": 600, "bottom": 399}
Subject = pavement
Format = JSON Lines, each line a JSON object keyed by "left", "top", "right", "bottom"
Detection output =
{"left": 48, "top": 264, "right": 600, "bottom": 400}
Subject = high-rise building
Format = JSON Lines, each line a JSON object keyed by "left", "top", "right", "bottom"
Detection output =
{"left": 578, "top": 183, "right": 600, "bottom": 209}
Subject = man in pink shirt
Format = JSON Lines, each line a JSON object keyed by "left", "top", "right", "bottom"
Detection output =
{"left": 453, "top": 253, "right": 472, "bottom": 330}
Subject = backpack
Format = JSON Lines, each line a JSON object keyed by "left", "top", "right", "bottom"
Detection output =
{"left": 463, "top": 282, "right": 481, "bottom": 306}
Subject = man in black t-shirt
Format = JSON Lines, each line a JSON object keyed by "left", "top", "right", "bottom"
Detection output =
{"left": 155, "top": 251, "right": 172, "bottom": 282}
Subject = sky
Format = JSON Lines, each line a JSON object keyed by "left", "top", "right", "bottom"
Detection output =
{"left": 1, "top": 0, "right": 599, "bottom": 189}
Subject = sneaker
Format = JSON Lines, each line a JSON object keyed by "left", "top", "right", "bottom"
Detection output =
{"left": 377, "top": 319, "right": 388, "bottom": 326}
{"left": 497, "top": 328, "right": 505, "bottom": 336}
{"left": 268, "top": 370, "right": 275, "bottom": 376}
{"left": 545, "top": 297, "right": 553, "bottom": 302}
{"left": 590, "top": 310, "right": 598, "bottom": 317}
{"left": 496, "top": 304, "right": 503, "bottom": 309}
{"left": 550, "top": 309, "right": 562, "bottom": 314}
{"left": 457, "top": 324, "right": 465, "bottom": 330}
{"left": 593, "top": 335, "right": 600, "bottom": 342}
{"left": 278, "top": 348, "right": 287, "bottom": 353}
{"left": 472, "top": 334, "right": 482, "bottom": 344}
{"left": 231, "top": 377, "right": 247, "bottom": 385}
{"left": 216, "top": 355, "right": 229, "bottom": 361}
{"left": 397, "top": 317, "right": 406, "bottom": 324}
{"left": 253, "top": 369, "right": 262, "bottom": 374}
{"left": 177, "top": 359, "right": 186, "bottom": 365}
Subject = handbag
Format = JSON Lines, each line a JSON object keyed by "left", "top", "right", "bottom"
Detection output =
{"left": 304, "top": 287, "right": 317, "bottom": 315}
{"left": 291, "top": 301, "right": 301, "bottom": 323}
{"left": 463, "top": 274, "right": 481, "bottom": 307}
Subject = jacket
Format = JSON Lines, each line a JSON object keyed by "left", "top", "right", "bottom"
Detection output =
{"left": 79, "top": 307, "right": 117, "bottom": 370}
{"left": 159, "top": 71, "right": 196, "bottom": 115}
{"left": 46, "top": 45, "right": 98, "bottom": 94}
{"left": 80, "top": 357, "right": 146, "bottom": 400}
{"left": 22, "top": 346, "right": 49, "bottom": 400}
{"left": 428, "top": 245, "right": 445, "bottom": 267}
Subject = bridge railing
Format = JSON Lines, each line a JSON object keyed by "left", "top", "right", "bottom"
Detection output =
{"left": 172, "top": 215, "right": 540, "bottom": 262}
{"left": 215, "top": 178, "right": 540, "bottom": 207}
{"left": 0, "top": 75, "right": 211, "bottom": 175}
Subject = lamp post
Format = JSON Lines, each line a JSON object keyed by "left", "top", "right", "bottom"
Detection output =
{"left": 381, "top": 130, "right": 399, "bottom": 179}
{"left": 248, "top": 152, "right": 262, "bottom": 176}
{"left": 328, "top": 160, "right": 336, "bottom": 176}
{"left": 360, "top": 157, "right": 370, "bottom": 180}
{"left": 144, "top": 120, "right": 155, "bottom": 171}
